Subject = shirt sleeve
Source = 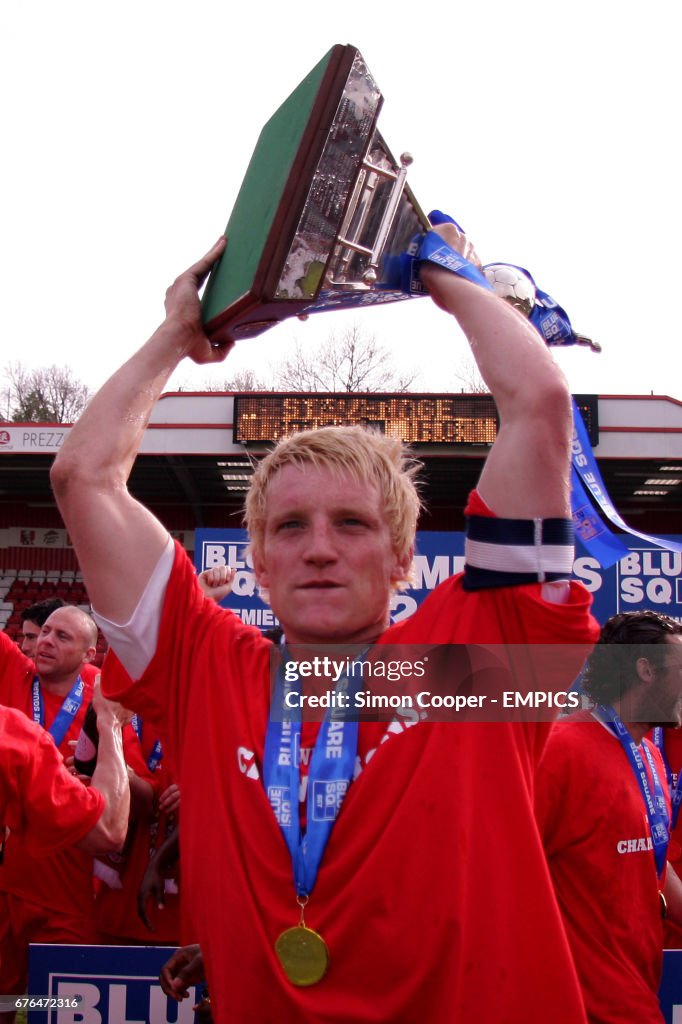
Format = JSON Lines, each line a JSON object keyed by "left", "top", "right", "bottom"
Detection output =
{"left": 93, "top": 534, "right": 175, "bottom": 679}
{"left": 535, "top": 727, "right": 568, "bottom": 851}
{"left": 2, "top": 712, "right": 104, "bottom": 856}
{"left": 100, "top": 542, "right": 268, "bottom": 769}
{"left": 0, "top": 630, "right": 32, "bottom": 695}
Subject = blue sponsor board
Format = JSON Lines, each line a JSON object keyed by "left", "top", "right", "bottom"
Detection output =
{"left": 573, "top": 536, "right": 682, "bottom": 625}
{"left": 195, "top": 528, "right": 278, "bottom": 631}
{"left": 29, "top": 944, "right": 203, "bottom": 1023}
{"left": 659, "top": 949, "right": 682, "bottom": 1024}
{"left": 26, "top": 943, "right": 682, "bottom": 1021}
{"left": 195, "top": 528, "right": 682, "bottom": 628}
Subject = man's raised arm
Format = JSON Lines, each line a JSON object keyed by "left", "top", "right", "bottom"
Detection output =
{"left": 420, "top": 223, "right": 572, "bottom": 520}
{"left": 75, "top": 681, "right": 132, "bottom": 855}
{"left": 51, "top": 238, "right": 227, "bottom": 623}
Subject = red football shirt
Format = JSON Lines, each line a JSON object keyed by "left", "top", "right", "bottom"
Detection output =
{"left": 103, "top": 534, "right": 599, "bottom": 1024}
{"left": 660, "top": 727, "right": 682, "bottom": 948}
{"left": 0, "top": 706, "right": 104, "bottom": 856}
{"left": 0, "top": 631, "right": 96, "bottom": 915}
{"left": 536, "top": 712, "right": 668, "bottom": 1023}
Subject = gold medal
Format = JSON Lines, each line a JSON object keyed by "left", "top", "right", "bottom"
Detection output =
{"left": 275, "top": 924, "right": 329, "bottom": 986}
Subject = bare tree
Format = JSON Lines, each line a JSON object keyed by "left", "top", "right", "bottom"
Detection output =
{"left": 273, "top": 326, "right": 418, "bottom": 392}
{"left": 2, "top": 363, "right": 91, "bottom": 422}
{"left": 192, "top": 369, "right": 270, "bottom": 392}
{"left": 451, "top": 356, "right": 490, "bottom": 394}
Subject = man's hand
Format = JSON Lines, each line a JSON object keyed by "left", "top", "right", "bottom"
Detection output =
{"left": 160, "top": 944, "right": 205, "bottom": 1001}
{"left": 138, "top": 858, "right": 165, "bottom": 932}
{"left": 91, "top": 676, "right": 133, "bottom": 729}
{"left": 414, "top": 217, "right": 572, "bottom": 519}
{"left": 419, "top": 222, "right": 482, "bottom": 312}
{"left": 197, "top": 565, "right": 236, "bottom": 603}
{"left": 138, "top": 822, "right": 179, "bottom": 930}
{"left": 163, "top": 237, "right": 230, "bottom": 364}
{"left": 65, "top": 741, "right": 93, "bottom": 786}
{"left": 50, "top": 235, "right": 232, "bottom": 629}
{"left": 158, "top": 782, "right": 181, "bottom": 815}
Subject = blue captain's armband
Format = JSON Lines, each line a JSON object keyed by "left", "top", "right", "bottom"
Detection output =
{"left": 463, "top": 515, "right": 575, "bottom": 591}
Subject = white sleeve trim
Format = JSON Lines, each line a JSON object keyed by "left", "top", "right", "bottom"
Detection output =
{"left": 92, "top": 536, "right": 175, "bottom": 680}
{"left": 541, "top": 580, "right": 571, "bottom": 605}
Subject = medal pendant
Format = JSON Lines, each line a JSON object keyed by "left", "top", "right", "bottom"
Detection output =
{"left": 275, "top": 924, "right": 329, "bottom": 986}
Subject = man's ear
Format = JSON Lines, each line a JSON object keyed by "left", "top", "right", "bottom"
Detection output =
{"left": 635, "top": 656, "right": 656, "bottom": 685}
{"left": 391, "top": 543, "right": 415, "bottom": 585}
{"left": 252, "top": 548, "right": 269, "bottom": 590}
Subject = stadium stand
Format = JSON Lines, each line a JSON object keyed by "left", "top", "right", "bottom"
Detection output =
{"left": 0, "top": 569, "right": 107, "bottom": 662}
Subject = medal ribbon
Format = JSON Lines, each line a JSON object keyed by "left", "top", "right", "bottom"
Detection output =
{"left": 571, "top": 400, "right": 682, "bottom": 565}
{"left": 263, "top": 656, "right": 360, "bottom": 898}
{"left": 652, "top": 727, "right": 682, "bottom": 830}
{"left": 570, "top": 467, "right": 636, "bottom": 565}
{"left": 131, "top": 713, "right": 164, "bottom": 772}
{"left": 31, "top": 674, "right": 85, "bottom": 748}
{"left": 595, "top": 705, "right": 670, "bottom": 876}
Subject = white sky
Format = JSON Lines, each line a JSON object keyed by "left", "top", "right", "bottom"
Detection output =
{"left": 2, "top": 0, "right": 681, "bottom": 402}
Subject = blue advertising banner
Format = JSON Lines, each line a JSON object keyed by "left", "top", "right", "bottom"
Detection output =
{"left": 573, "top": 536, "right": 682, "bottom": 625}
{"left": 195, "top": 529, "right": 682, "bottom": 628}
{"left": 26, "top": 943, "right": 682, "bottom": 1022}
{"left": 659, "top": 950, "right": 682, "bottom": 1024}
{"left": 28, "top": 944, "right": 203, "bottom": 1023}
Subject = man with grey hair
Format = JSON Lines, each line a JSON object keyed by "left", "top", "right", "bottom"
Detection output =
{"left": 0, "top": 605, "right": 101, "bottom": 1002}
{"left": 0, "top": 688, "right": 131, "bottom": 1024}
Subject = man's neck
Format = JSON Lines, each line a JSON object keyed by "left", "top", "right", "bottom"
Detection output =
{"left": 37, "top": 672, "right": 81, "bottom": 698}
{"left": 283, "top": 624, "right": 387, "bottom": 649}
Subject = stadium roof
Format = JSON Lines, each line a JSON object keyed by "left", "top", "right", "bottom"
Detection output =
{"left": 1, "top": 392, "right": 681, "bottom": 534}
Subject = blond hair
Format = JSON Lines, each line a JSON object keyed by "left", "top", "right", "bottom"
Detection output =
{"left": 245, "top": 426, "right": 422, "bottom": 588}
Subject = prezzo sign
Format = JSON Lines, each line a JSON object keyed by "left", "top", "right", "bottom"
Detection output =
{"left": 0, "top": 426, "right": 67, "bottom": 452}
{"left": 195, "top": 529, "right": 682, "bottom": 627}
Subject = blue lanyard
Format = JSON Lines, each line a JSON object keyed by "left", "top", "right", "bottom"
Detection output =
{"left": 131, "top": 714, "right": 164, "bottom": 772}
{"left": 263, "top": 654, "right": 360, "bottom": 898}
{"left": 31, "top": 675, "right": 85, "bottom": 748}
{"left": 652, "top": 727, "right": 681, "bottom": 831}
{"left": 595, "top": 705, "right": 669, "bottom": 876}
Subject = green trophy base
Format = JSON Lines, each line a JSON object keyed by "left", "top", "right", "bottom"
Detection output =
{"left": 201, "top": 44, "right": 429, "bottom": 347}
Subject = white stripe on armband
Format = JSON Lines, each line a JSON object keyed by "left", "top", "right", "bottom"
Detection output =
{"left": 464, "top": 539, "right": 575, "bottom": 578}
